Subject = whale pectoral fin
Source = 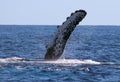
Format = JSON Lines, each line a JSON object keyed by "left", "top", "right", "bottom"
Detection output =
{"left": 44, "top": 10, "right": 87, "bottom": 60}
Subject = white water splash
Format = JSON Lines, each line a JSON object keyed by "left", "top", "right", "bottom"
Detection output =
{"left": 40, "top": 59, "right": 101, "bottom": 65}
{"left": 0, "top": 57, "right": 101, "bottom": 65}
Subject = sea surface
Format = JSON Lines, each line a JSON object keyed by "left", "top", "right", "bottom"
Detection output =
{"left": 0, "top": 25, "right": 120, "bottom": 82}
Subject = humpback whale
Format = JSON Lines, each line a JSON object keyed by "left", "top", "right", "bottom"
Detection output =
{"left": 45, "top": 10, "right": 87, "bottom": 60}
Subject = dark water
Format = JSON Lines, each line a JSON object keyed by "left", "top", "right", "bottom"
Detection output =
{"left": 0, "top": 25, "right": 120, "bottom": 82}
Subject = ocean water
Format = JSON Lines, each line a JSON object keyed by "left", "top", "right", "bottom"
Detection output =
{"left": 0, "top": 25, "right": 120, "bottom": 82}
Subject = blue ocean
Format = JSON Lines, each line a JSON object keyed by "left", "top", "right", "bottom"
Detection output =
{"left": 0, "top": 25, "right": 120, "bottom": 82}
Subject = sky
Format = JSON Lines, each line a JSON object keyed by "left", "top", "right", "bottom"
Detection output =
{"left": 0, "top": 0, "right": 120, "bottom": 25}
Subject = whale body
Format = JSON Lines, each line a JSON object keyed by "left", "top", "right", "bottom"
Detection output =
{"left": 44, "top": 10, "right": 87, "bottom": 60}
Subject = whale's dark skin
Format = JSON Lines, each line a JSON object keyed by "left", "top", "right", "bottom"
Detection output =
{"left": 44, "top": 10, "right": 87, "bottom": 60}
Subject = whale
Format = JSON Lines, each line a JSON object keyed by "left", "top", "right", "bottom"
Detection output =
{"left": 44, "top": 10, "right": 87, "bottom": 60}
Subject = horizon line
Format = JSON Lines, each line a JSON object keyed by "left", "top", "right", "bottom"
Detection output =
{"left": 0, "top": 24, "right": 120, "bottom": 26}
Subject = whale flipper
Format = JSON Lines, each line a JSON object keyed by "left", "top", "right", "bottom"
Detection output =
{"left": 45, "top": 10, "right": 87, "bottom": 60}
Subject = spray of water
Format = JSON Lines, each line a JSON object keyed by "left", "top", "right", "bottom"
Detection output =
{"left": 1, "top": 57, "right": 119, "bottom": 65}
